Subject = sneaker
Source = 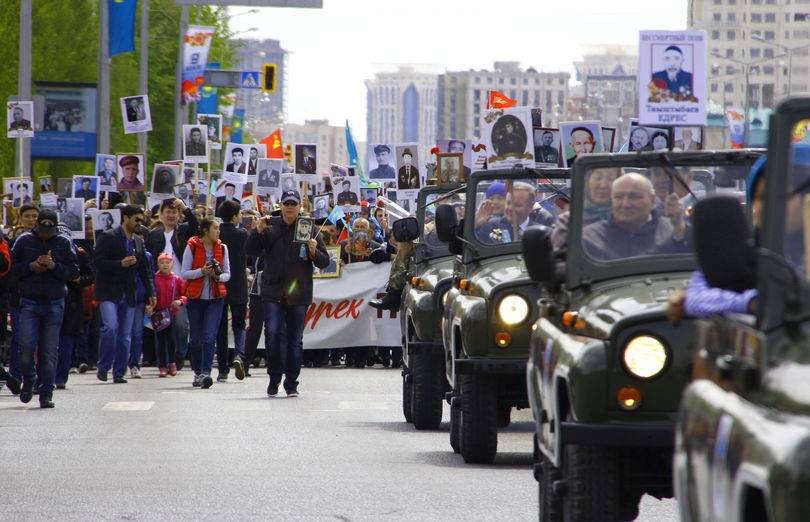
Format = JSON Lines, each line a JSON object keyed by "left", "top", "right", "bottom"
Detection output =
{"left": 113, "top": 376, "right": 128, "bottom": 384}
{"left": 201, "top": 375, "right": 214, "bottom": 389}
{"left": 130, "top": 367, "right": 142, "bottom": 379}
{"left": 286, "top": 387, "right": 299, "bottom": 398}
{"left": 78, "top": 363, "right": 88, "bottom": 374}
{"left": 159, "top": 368, "right": 168, "bottom": 378}
{"left": 168, "top": 363, "right": 177, "bottom": 376}
{"left": 233, "top": 358, "right": 245, "bottom": 381}
{"left": 192, "top": 374, "right": 202, "bottom": 387}
{"left": 217, "top": 371, "right": 228, "bottom": 382}
{"left": 96, "top": 369, "right": 108, "bottom": 382}
{"left": 267, "top": 380, "right": 280, "bottom": 397}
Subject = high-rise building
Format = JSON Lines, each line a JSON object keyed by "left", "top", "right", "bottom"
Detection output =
{"left": 283, "top": 119, "right": 349, "bottom": 169}
{"left": 436, "top": 62, "right": 570, "bottom": 141}
{"left": 233, "top": 38, "right": 289, "bottom": 140}
{"left": 364, "top": 66, "right": 438, "bottom": 168}
{"left": 689, "top": 0, "right": 810, "bottom": 113}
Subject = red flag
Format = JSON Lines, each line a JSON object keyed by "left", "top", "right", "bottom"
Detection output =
{"left": 337, "top": 226, "right": 349, "bottom": 243}
{"left": 488, "top": 90, "right": 517, "bottom": 109}
{"left": 261, "top": 128, "right": 284, "bottom": 159}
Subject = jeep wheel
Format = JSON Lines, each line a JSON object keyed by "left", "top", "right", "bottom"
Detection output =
{"left": 411, "top": 350, "right": 444, "bottom": 430}
{"left": 459, "top": 374, "right": 498, "bottom": 464}
{"left": 402, "top": 372, "right": 413, "bottom": 423}
{"left": 562, "top": 443, "right": 620, "bottom": 521}
{"left": 449, "top": 396, "right": 461, "bottom": 453}
{"left": 538, "top": 453, "right": 563, "bottom": 521}
{"left": 497, "top": 404, "right": 512, "bottom": 428}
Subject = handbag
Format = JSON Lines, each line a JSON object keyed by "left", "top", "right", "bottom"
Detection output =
{"left": 150, "top": 276, "right": 177, "bottom": 332}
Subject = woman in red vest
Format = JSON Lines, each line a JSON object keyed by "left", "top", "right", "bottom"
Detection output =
{"left": 181, "top": 218, "right": 230, "bottom": 389}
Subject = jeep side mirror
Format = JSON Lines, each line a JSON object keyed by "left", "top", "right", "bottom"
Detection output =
{"left": 522, "top": 226, "right": 554, "bottom": 285}
{"left": 392, "top": 217, "right": 419, "bottom": 242}
{"left": 435, "top": 204, "right": 459, "bottom": 243}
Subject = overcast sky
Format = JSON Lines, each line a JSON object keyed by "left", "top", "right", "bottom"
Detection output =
{"left": 228, "top": 0, "right": 687, "bottom": 141}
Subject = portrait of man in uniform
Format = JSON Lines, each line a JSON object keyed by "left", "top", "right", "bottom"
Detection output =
{"left": 651, "top": 45, "right": 694, "bottom": 99}
{"left": 226, "top": 146, "right": 246, "bottom": 174}
{"left": 533, "top": 129, "right": 560, "bottom": 165}
{"left": 117, "top": 154, "right": 145, "bottom": 191}
{"left": 491, "top": 115, "right": 527, "bottom": 158}
{"left": 183, "top": 125, "right": 208, "bottom": 162}
{"left": 369, "top": 144, "right": 396, "bottom": 180}
{"left": 336, "top": 180, "right": 359, "bottom": 205}
{"left": 397, "top": 148, "right": 420, "bottom": 190}
{"left": 96, "top": 154, "right": 117, "bottom": 190}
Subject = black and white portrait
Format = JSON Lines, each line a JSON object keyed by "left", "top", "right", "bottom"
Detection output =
{"left": 484, "top": 107, "right": 535, "bottom": 169}
{"left": 436, "top": 153, "right": 464, "bottom": 185}
{"left": 60, "top": 197, "right": 85, "bottom": 238}
{"left": 295, "top": 144, "right": 317, "bottom": 175}
{"left": 91, "top": 208, "right": 120, "bottom": 236}
{"left": 491, "top": 114, "right": 528, "bottom": 157}
{"left": 395, "top": 144, "right": 420, "bottom": 190}
{"left": 437, "top": 139, "right": 472, "bottom": 179}
{"left": 196, "top": 113, "right": 222, "bottom": 150}
{"left": 334, "top": 177, "right": 359, "bottom": 206}
{"left": 628, "top": 122, "right": 671, "bottom": 152}
{"left": 116, "top": 154, "right": 146, "bottom": 191}
{"left": 361, "top": 188, "right": 378, "bottom": 207}
{"left": 120, "top": 95, "right": 152, "bottom": 134}
{"left": 96, "top": 153, "right": 118, "bottom": 191}
{"left": 152, "top": 164, "right": 180, "bottom": 199}
{"left": 294, "top": 216, "right": 313, "bottom": 243}
{"left": 7, "top": 101, "right": 34, "bottom": 138}
{"left": 5, "top": 179, "right": 34, "bottom": 208}
{"left": 256, "top": 158, "right": 282, "bottom": 196}
{"left": 368, "top": 144, "right": 396, "bottom": 180}
{"left": 246, "top": 144, "right": 266, "bottom": 178}
{"left": 601, "top": 127, "right": 617, "bottom": 153}
{"left": 39, "top": 175, "right": 52, "bottom": 194}
{"left": 280, "top": 174, "right": 298, "bottom": 194}
{"left": 56, "top": 178, "right": 72, "bottom": 198}
{"left": 532, "top": 128, "right": 560, "bottom": 166}
{"left": 224, "top": 142, "right": 247, "bottom": 174}
{"left": 674, "top": 127, "right": 702, "bottom": 151}
{"left": 312, "top": 194, "right": 330, "bottom": 219}
{"left": 183, "top": 124, "right": 209, "bottom": 164}
{"left": 72, "top": 176, "right": 99, "bottom": 206}
{"left": 214, "top": 180, "right": 243, "bottom": 214}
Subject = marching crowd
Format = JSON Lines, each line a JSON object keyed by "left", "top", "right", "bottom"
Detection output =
{"left": 0, "top": 184, "right": 405, "bottom": 409}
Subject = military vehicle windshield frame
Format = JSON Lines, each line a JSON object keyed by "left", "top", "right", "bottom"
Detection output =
{"left": 417, "top": 185, "right": 464, "bottom": 262}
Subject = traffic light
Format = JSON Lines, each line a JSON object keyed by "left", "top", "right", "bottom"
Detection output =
{"left": 262, "top": 63, "right": 277, "bottom": 93}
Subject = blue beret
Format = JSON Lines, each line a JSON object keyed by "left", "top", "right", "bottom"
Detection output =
{"left": 746, "top": 143, "right": 810, "bottom": 202}
{"left": 486, "top": 182, "right": 506, "bottom": 199}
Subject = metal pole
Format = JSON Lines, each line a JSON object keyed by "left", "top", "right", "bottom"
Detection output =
{"left": 174, "top": 4, "right": 189, "bottom": 159}
{"left": 17, "top": 0, "right": 32, "bottom": 178}
{"left": 788, "top": 50, "right": 793, "bottom": 97}
{"left": 137, "top": 0, "right": 149, "bottom": 156}
{"left": 98, "top": 0, "right": 110, "bottom": 154}
{"left": 743, "top": 65, "right": 750, "bottom": 146}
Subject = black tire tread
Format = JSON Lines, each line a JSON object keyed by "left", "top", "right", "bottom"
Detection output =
{"left": 539, "top": 454, "right": 563, "bottom": 522}
{"left": 459, "top": 374, "right": 498, "bottom": 464}
{"left": 563, "top": 444, "right": 621, "bottom": 522}
{"left": 402, "top": 373, "right": 413, "bottom": 423}
{"left": 450, "top": 400, "right": 461, "bottom": 453}
{"left": 411, "top": 351, "right": 444, "bottom": 430}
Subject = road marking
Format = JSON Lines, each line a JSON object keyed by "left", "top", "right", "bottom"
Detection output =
{"left": 102, "top": 401, "right": 154, "bottom": 411}
{"left": 338, "top": 401, "right": 389, "bottom": 411}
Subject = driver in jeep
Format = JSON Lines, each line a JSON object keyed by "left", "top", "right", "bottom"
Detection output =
{"left": 475, "top": 181, "right": 554, "bottom": 244}
{"left": 582, "top": 173, "right": 689, "bottom": 261}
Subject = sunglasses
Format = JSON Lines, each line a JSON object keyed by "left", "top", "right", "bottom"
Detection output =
{"left": 282, "top": 201, "right": 299, "bottom": 207}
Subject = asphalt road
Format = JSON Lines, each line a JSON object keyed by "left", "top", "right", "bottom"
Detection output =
{"left": 0, "top": 366, "right": 678, "bottom": 521}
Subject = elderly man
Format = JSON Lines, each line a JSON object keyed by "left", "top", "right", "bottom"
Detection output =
{"left": 582, "top": 173, "right": 688, "bottom": 261}
{"left": 475, "top": 181, "right": 553, "bottom": 243}
{"left": 566, "top": 127, "right": 596, "bottom": 165}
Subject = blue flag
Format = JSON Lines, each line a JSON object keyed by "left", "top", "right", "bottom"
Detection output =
{"left": 109, "top": 0, "right": 137, "bottom": 57}
{"left": 345, "top": 121, "right": 372, "bottom": 188}
{"left": 326, "top": 205, "right": 345, "bottom": 225}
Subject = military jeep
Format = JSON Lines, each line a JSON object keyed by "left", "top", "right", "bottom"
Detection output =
{"left": 522, "top": 151, "right": 761, "bottom": 521}
{"left": 434, "top": 167, "right": 570, "bottom": 464}
{"left": 675, "top": 99, "right": 810, "bottom": 522}
{"left": 401, "top": 185, "right": 465, "bottom": 429}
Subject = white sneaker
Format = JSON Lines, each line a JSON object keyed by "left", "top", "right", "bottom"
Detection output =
{"left": 130, "top": 367, "right": 142, "bottom": 379}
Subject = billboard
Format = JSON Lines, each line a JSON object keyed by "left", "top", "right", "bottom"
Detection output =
{"left": 31, "top": 82, "right": 97, "bottom": 160}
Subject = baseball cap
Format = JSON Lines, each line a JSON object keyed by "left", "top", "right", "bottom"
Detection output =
{"left": 280, "top": 189, "right": 301, "bottom": 204}
{"left": 36, "top": 209, "right": 58, "bottom": 233}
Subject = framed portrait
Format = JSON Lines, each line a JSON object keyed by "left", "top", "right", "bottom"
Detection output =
{"left": 256, "top": 158, "right": 283, "bottom": 196}
{"left": 628, "top": 121, "right": 672, "bottom": 152}
{"left": 116, "top": 153, "right": 146, "bottom": 191}
{"left": 313, "top": 246, "right": 341, "bottom": 279}
{"left": 295, "top": 143, "right": 317, "bottom": 175}
{"left": 95, "top": 153, "right": 118, "bottom": 192}
{"left": 601, "top": 127, "right": 617, "bottom": 153}
{"left": 56, "top": 177, "right": 72, "bottom": 198}
{"left": 196, "top": 113, "right": 222, "bottom": 150}
{"left": 38, "top": 175, "right": 53, "bottom": 194}
{"left": 90, "top": 208, "right": 120, "bottom": 237}
{"left": 436, "top": 153, "right": 464, "bottom": 185}
{"left": 59, "top": 197, "right": 85, "bottom": 239}
{"left": 312, "top": 194, "right": 331, "bottom": 219}
{"left": 240, "top": 195, "right": 257, "bottom": 212}
{"left": 437, "top": 139, "right": 473, "bottom": 179}
{"left": 367, "top": 144, "right": 396, "bottom": 181}
{"left": 5, "top": 179, "right": 34, "bottom": 208}
{"left": 280, "top": 174, "right": 299, "bottom": 194}
{"left": 246, "top": 144, "right": 267, "bottom": 178}
{"left": 559, "top": 121, "right": 604, "bottom": 168}
{"left": 360, "top": 187, "right": 378, "bottom": 207}
{"left": 484, "top": 107, "right": 534, "bottom": 169}
{"left": 7, "top": 100, "right": 34, "bottom": 138}
{"left": 224, "top": 142, "right": 248, "bottom": 176}
{"left": 214, "top": 180, "right": 243, "bottom": 214}
{"left": 174, "top": 182, "right": 195, "bottom": 207}
{"left": 333, "top": 176, "right": 359, "bottom": 206}
{"left": 120, "top": 95, "right": 152, "bottom": 134}
{"left": 152, "top": 164, "right": 180, "bottom": 199}
{"left": 294, "top": 216, "right": 313, "bottom": 243}
{"left": 395, "top": 143, "right": 421, "bottom": 190}
{"left": 72, "top": 175, "right": 99, "bottom": 206}
{"left": 183, "top": 124, "right": 209, "bottom": 164}
{"left": 532, "top": 128, "right": 560, "bottom": 167}
{"left": 673, "top": 126, "right": 703, "bottom": 151}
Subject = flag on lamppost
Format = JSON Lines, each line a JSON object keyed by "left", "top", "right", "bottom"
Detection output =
{"left": 181, "top": 25, "right": 215, "bottom": 103}
{"left": 261, "top": 128, "right": 284, "bottom": 159}
{"left": 109, "top": 0, "right": 137, "bottom": 56}
{"left": 345, "top": 121, "right": 370, "bottom": 187}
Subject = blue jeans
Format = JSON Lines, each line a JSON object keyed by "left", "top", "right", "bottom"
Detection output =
{"left": 56, "top": 334, "right": 76, "bottom": 385}
{"left": 98, "top": 299, "right": 137, "bottom": 379}
{"left": 173, "top": 305, "right": 190, "bottom": 361}
{"left": 264, "top": 302, "right": 307, "bottom": 390}
{"left": 9, "top": 306, "right": 21, "bottom": 380}
{"left": 216, "top": 302, "right": 247, "bottom": 372}
{"left": 128, "top": 304, "right": 146, "bottom": 369}
{"left": 187, "top": 299, "right": 225, "bottom": 376}
{"left": 18, "top": 298, "right": 64, "bottom": 395}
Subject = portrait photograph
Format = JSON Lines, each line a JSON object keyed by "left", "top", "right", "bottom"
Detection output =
{"left": 395, "top": 144, "right": 421, "bottom": 190}
{"left": 313, "top": 246, "right": 341, "bottom": 279}
{"left": 214, "top": 180, "right": 244, "bottom": 214}
{"left": 182, "top": 166, "right": 200, "bottom": 184}
{"left": 7, "top": 100, "right": 34, "bottom": 138}
{"left": 333, "top": 176, "right": 359, "bottom": 206}
{"left": 601, "top": 127, "right": 617, "bottom": 153}
{"left": 484, "top": 107, "right": 534, "bottom": 169}
{"left": 280, "top": 174, "right": 299, "bottom": 194}
{"left": 152, "top": 164, "right": 180, "bottom": 199}
{"left": 436, "top": 153, "right": 464, "bottom": 185}
{"left": 60, "top": 197, "right": 85, "bottom": 238}
{"left": 295, "top": 144, "right": 317, "bottom": 175}
{"left": 40, "top": 192, "right": 58, "bottom": 210}
{"left": 367, "top": 144, "right": 396, "bottom": 180}
{"left": 196, "top": 113, "right": 222, "bottom": 150}
{"left": 361, "top": 188, "right": 378, "bottom": 207}
{"left": 95, "top": 153, "right": 118, "bottom": 191}
{"left": 437, "top": 139, "right": 473, "bottom": 179}
{"left": 6, "top": 179, "right": 34, "bottom": 208}
{"left": 240, "top": 195, "right": 256, "bottom": 212}
{"left": 532, "top": 128, "right": 560, "bottom": 166}
{"left": 38, "top": 175, "right": 52, "bottom": 194}
{"left": 182, "top": 124, "right": 209, "bottom": 164}
{"left": 559, "top": 121, "right": 604, "bottom": 168}
{"left": 56, "top": 177, "right": 72, "bottom": 198}
{"left": 256, "top": 158, "right": 282, "bottom": 195}
{"left": 674, "top": 127, "right": 703, "bottom": 151}
{"left": 224, "top": 142, "right": 248, "bottom": 175}
{"left": 72, "top": 175, "right": 99, "bottom": 206}
{"left": 116, "top": 153, "right": 145, "bottom": 191}
{"left": 330, "top": 164, "right": 349, "bottom": 178}
{"left": 628, "top": 122, "right": 671, "bottom": 152}
{"left": 246, "top": 144, "right": 266, "bottom": 178}
{"left": 90, "top": 208, "right": 120, "bottom": 237}
{"left": 174, "top": 182, "right": 195, "bottom": 207}
{"left": 120, "top": 95, "right": 152, "bottom": 134}
{"left": 294, "top": 216, "right": 313, "bottom": 243}
{"left": 312, "top": 194, "right": 330, "bottom": 220}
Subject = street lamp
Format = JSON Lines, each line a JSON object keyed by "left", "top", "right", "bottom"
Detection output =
{"left": 751, "top": 34, "right": 810, "bottom": 95}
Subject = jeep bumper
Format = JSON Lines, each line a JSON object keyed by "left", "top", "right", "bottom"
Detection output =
{"left": 455, "top": 358, "right": 527, "bottom": 375}
{"left": 560, "top": 422, "right": 674, "bottom": 448}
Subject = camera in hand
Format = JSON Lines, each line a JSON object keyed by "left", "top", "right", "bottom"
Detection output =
{"left": 210, "top": 259, "right": 223, "bottom": 277}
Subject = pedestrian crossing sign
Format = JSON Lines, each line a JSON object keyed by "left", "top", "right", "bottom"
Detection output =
{"left": 240, "top": 71, "right": 261, "bottom": 89}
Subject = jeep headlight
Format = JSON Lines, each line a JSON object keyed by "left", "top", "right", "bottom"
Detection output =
{"left": 622, "top": 335, "right": 668, "bottom": 379}
{"left": 498, "top": 294, "right": 529, "bottom": 325}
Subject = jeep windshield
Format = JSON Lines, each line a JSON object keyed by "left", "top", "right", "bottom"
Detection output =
{"left": 422, "top": 191, "right": 466, "bottom": 253}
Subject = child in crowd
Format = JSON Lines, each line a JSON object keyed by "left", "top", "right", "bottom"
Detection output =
{"left": 150, "top": 253, "right": 186, "bottom": 377}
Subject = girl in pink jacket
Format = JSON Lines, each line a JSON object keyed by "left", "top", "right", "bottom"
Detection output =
{"left": 151, "top": 253, "right": 187, "bottom": 377}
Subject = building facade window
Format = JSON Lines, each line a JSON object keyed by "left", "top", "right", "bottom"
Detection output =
{"left": 402, "top": 84, "right": 419, "bottom": 143}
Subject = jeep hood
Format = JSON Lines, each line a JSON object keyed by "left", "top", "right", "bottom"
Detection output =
{"left": 418, "top": 256, "right": 456, "bottom": 292}
{"left": 468, "top": 255, "right": 532, "bottom": 296}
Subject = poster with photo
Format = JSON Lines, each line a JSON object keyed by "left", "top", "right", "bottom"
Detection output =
{"left": 628, "top": 120, "right": 671, "bottom": 152}
{"left": 313, "top": 247, "right": 341, "bottom": 278}
{"left": 674, "top": 126, "right": 703, "bottom": 150}
{"left": 183, "top": 124, "right": 209, "bottom": 164}
{"left": 333, "top": 176, "right": 359, "bottom": 205}
{"left": 437, "top": 139, "right": 473, "bottom": 179}
{"left": 90, "top": 208, "right": 120, "bottom": 237}
{"left": 280, "top": 174, "right": 299, "bottom": 194}
{"left": 638, "top": 30, "right": 706, "bottom": 126}
{"left": 196, "top": 113, "right": 222, "bottom": 150}
{"left": 116, "top": 154, "right": 145, "bottom": 191}
{"left": 240, "top": 195, "right": 257, "bottom": 212}
{"left": 7, "top": 100, "right": 34, "bottom": 138}
{"left": 174, "top": 183, "right": 195, "bottom": 207}
{"left": 95, "top": 153, "right": 118, "bottom": 191}
{"left": 436, "top": 153, "right": 464, "bottom": 185}
{"left": 367, "top": 144, "right": 397, "bottom": 180}
{"left": 395, "top": 144, "right": 421, "bottom": 190}
{"left": 483, "top": 107, "right": 535, "bottom": 169}
{"left": 120, "top": 95, "right": 152, "bottom": 134}
{"left": 294, "top": 217, "right": 313, "bottom": 242}
{"left": 471, "top": 142, "right": 487, "bottom": 172}
{"left": 59, "top": 197, "right": 85, "bottom": 239}
{"left": 295, "top": 144, "right": 317, "bottom": 175}
{"left": 602, "top": 127, "right": 617, "bottom": 153}
{"left": 152, "top": 164, "right": 180, "bottom": 199}
{"left": 256, "top": 158, "right": 282, "bottom": 196}
{"left": 56, "top": 177, "right": 72, "bottom": 198}
{"left": 360, "top": 188, "right": 378, "bottom": 207}
{"left": 559, "top": 121, "right": 604, "bottom": 168}
{"left": 182, "top": 166, "right": 200, "bottom": 184}
{"left": 72, "top": 176, "right": 99, "bottom": 206}
{"left": 124, "top": 190, "right": 146, "bottom": 207}
{"left": 40, "top": 193, "right": 58, "bottom": 210}
{"left": 246, "top": 143, "right": 266, "bottom": 178}
{"left": 214, "top": 180, "right": 244, "bottom": 214}
{"left": 5, "top": 179, "right": 34, "bottom": 208}
{"left": 397, "top": 188, "right": 419, "bottom": 215}
{"left": 224, "top": 142, "right": 248, "bottom": 174}
{"left": 312, "top": 194, "right": 330, "bottom": 219}
{"left": 38, "top": 175, "right": 52, "bottom": 194}
{"left": 532, "top": 128, "right": 560, "bottom": 166}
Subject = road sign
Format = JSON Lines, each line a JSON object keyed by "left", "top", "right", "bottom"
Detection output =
{"left": 262, "top": 64, "right": 277, "bottom": 93}
{"left": 241, "top": 71, "right": 261, "bottom": 89}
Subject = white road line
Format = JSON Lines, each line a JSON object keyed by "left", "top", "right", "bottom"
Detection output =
{"left": 102, "top": 401, "right": 154, "bottom": 411}
{"left": 338, "top": 401, "right": 389, "bottom": 410}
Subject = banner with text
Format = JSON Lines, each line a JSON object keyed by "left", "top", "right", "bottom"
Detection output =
{"left": 182, "top": 25, "right": 215, "bottom": 103}
{"left": 303, "top": 261, "right": 401, "bottom": 349}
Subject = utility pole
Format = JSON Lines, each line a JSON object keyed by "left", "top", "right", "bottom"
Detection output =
{"left": 138, "top": 0, "right": 149, "bottom": 157}
{"left": 16, "top": 0, "right": 32, "bottom": 178}
{"left": 98, "top": 0, "right": 110, "bottom": 154}
{"left": 173, "top": 4, "right": 189, "bottom": 159}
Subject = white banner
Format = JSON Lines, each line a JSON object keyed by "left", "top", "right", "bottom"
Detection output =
{"left": 303, "top": 261, "right": 401, "bottom": 349}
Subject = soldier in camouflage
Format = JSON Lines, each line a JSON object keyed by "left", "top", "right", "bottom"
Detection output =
{"left": 369, "top": 240, "right": 414, "bottom": 310}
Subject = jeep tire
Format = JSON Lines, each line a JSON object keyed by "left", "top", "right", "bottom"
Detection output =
{"left": 402, "top": 372, "right": 413, "bottom": 423}
{"left": 538, "top": 452, "right": 563, "bottom": 522}
{"left": 497, "top": 404, "right": 512, "bottom": 428}
{"left": 459, "top": 374, "right": 498, "bottom": 464}
{"left": 562, "top": 442, "right": 621, "bottom": 521}
{"left": 411, "top": 350, "right": 444, "bottom": 430}
{"left": 449, "top": 396, "right": 461, "bottom": 453}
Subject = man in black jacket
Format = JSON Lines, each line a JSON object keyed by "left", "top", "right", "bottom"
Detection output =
{"left": 215, "top": 200, "right": 249, "bottom": 381}
{"left": 10, "top": 209, "right": 79, "bottom": 407}
{"left": 246, "top": 189, "right": 330, "bottom": 397}
{"left": 94, "top": 205, "right": 156, "bottom": 383}
{"left": 145, "top": 197, "right": 198, "bottom": 368}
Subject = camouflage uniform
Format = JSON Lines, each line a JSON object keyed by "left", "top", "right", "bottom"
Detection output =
{"left": 388, "top": 240, "right": 415, "bottom": 291}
